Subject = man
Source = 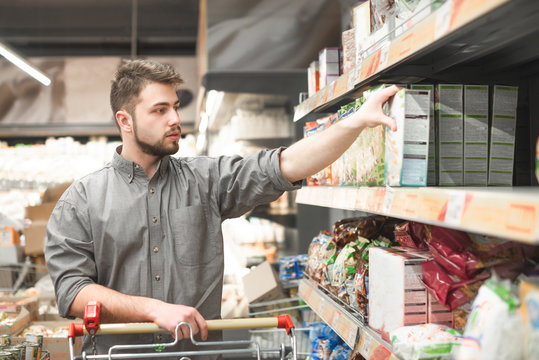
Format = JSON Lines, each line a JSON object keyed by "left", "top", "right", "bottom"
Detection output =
{"left": 45, "top": 59, "right": 398, "bottom": 357}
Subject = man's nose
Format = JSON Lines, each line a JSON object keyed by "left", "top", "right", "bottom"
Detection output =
{"left": 169, "top": 109, "right": 181, "bottom": 126}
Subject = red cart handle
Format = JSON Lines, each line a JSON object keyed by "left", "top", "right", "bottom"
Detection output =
{"left": 84, "top": 301, "right": 101, "bottom": 335}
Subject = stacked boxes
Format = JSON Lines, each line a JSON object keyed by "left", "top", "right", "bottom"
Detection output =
{"left": 436, "top": 84, "right": 464, "bottom": 186}
{"left": 488, "top": 85, "right": 519, "bottom": 186}
{"left": 385, "top": 88, "right": 430, "bottom": 186}
{"left": 369, "top": 247, "right": 430, "bottom": 340}
{"left": 464, "top": 85, "right": 489, "bottom": 186}
{"left": 318, "top": 48, "right": 340, "bottom": 89}
{"left": 411, "top": 84, "right": 437, "bottom": 185}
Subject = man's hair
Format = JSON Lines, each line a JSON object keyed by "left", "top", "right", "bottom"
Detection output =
{"left": 110, "top": 59, "right": 184, "bottom": 117}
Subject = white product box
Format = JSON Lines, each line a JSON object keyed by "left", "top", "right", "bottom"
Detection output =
{"left": 353, "top": 1, "right": 370, "bottom": 68}
{"left": 369, "top": 247, "right": 430, "bottom": 340}
{"left": 342, "top": 29, "right": 356, "bottom": 74}
{"left": 319, "top": 48, "right": 340, "bottom": 89}
{"left": 307, "top": 61, "right": 319, "bottom": 97}
{"left": 411, "top": 84, "right": 437, "bottom": 185}
{"left": 464, "top": 85, "right": 489, "bottom": 186}
{"left": 436, "top": 84, "right": 464, "bottom": 186}
{"left": 385, "top": 88, "right": 430, "bottom": 186}
{"left": 488, "top": 85, "right": 518, "bottom": 186}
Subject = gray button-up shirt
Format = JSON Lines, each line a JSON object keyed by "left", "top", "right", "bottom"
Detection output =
{"left": 45, "top": 146, "right": 300, "bottom": 356}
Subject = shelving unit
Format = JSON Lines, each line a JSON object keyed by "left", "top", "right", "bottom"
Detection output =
{"left": 299, "top": 278, "right": 399, "bottom": 359}
{"left": 294, "top": 0, "right": 539, "bottom": 122}
{"left": 293, "top": 0, "right": 539, "bottom": 357}
{"left": 297, "top": 186, "right": 539, "bottom": 244}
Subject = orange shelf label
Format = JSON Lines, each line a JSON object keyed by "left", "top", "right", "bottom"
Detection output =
{"left": 506, "top": 203, "right": 536, "bottom": 234}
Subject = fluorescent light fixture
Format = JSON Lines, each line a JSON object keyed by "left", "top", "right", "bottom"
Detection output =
{"left": 0, "top": 42, "right": 51, "bottom": 86}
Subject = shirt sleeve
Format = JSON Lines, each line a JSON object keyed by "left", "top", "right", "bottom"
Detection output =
{"left": 45, "top": 184, "right": 97, "bottom": 318}
{"left": 216, "top": 147, "right": 302, "bottom": 220}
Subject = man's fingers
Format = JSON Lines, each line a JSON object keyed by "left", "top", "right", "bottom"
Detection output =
{"left": 195, "top": 313, "right": 208, "bottom": 341}
{"left": 381, "top": 115, "right": 397, "bottom": 132}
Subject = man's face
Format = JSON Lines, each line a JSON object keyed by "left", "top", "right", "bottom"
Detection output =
{"left": 131, "top": 82, "right": 182, "bottom": 157}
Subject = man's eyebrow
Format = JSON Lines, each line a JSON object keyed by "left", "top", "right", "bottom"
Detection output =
{"left": 151, "top": 100, "right": 180, "bottom": 107}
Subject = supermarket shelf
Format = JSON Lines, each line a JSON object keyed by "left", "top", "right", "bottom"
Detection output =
{"left": 0, "top": 123, "right": 120, "bottom": 138}
{"left": 298, "top": 278, "right": 399, "bottom": 360}
{"left": 294, "top": 0, "right": 539, "bottom": 122}
{"left": 296, "top": 186, "right": 539, "bottom": 244}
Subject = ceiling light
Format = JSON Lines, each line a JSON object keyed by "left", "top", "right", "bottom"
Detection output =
{"left": 0, "top": 42, "right": 51, "bottom": 86}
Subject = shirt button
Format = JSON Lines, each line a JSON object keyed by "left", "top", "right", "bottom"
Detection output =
{"left": 128, "top": 174, "right": 132, "bottom": 179}
{"left": 156, "top": 335, "right": 162, "bottom": 341}
{"left": 149, "top": 188, "right": 155, "bottom": 194}
{"left": 153, "top": 247, "right": 159, "bottom": 253}
{"left": 155, "top": 275, "right": 161, "bottom": 281}
{"left": 135, "top": 165, "right": 140, "bottom": 169}
{"left": 152, "top": 217, "right": 157, "bottom": 223}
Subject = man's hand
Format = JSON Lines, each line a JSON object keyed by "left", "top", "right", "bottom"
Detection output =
{"left": 345, "top": 85, "right": 399, "bottom": 131}
{"left": 149, "top": 301, "right": 208, "bottom": 341}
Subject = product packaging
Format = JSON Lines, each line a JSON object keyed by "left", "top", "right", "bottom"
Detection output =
{"left": 390, "top": 324, "right": 462, "bottom": 360}
{"left": 385, "top": 88, "right": 430, "bottom": 186}
{"left": 369, "top": 247, "right": 431, "bottom": 340}
{"left": 308, "top": 61, "right": 320, "bottom": 97}
{"left": 436, "top": 84, "right": 463, "bottom": 185}
{"left": 353, "top": 1, "right": 370, "bottom": 68}
{"left": 342, "top": 29, "right": 356, "bottom": 74}
{"left": 411, "top": 84, "right": 437, "bottom": 185}
{"left": 520, "top": 276, "right": 539, "bottom": 360}
{"left": 319, "top": 48, "right": 340, "bottom": 89}
{"left": 464, "top": 85, "right": 489, "bottom": 186}
{"left": 457, "top": 276, "right": 523, "bottom": 360}
{"left": 488, "top": 85, "right": 518, "bottom": 186}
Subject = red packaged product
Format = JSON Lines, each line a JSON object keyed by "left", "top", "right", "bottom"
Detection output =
{"left": 394, "top": 221, "right": 428, "bottom": 249}
{"left": 425, "top": 226, "right": 479, "bottom": 279}
{"left": 421, "top": 260, "right": 489, "bottom": 310}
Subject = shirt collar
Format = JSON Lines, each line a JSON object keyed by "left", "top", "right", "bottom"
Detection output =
{"left": 112, "top": 145, "right": 170, "bottom": 182}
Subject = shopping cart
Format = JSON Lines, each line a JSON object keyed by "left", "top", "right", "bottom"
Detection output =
{"left": 68, "top": 302, "right": 298, "bottom": 360}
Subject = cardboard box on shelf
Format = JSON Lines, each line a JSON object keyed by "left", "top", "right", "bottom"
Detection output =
{"left": 13, "top": 320, "right": 83, "bottom": 360}
{"left": 385, "top": 88, "right": 430, "bottom": 186}
{"left": 242, "top": 261, "right": 284, "bottom": 304}
{"left": 23, "top": 202, "right": 56, "bottom": 256}
{"left": 318, "top": 47, "right": 340, "bottom": 89}
{"left": 428, "top": 294, "right": 454, "bottom": 327}
{"left": 369, "top": 247, "right": 431, "bottom": 340}
{"left": 436, "top": 84, "right": 464, "bottom": 186}
{"left": 41, "top": 182, "right": 71, "bottom": 203}
{"left": 464, "top": 85, "right": 489, "bottom": 186}
{"left": 488, "top": 85, "right": 519, "bottom": 186}
{"left": 410, "top": 84, "right": 437, "bottom": 185}
{"left": 0, "top": 245, "right": 23, "bottom": 266}
{"left": 0, "top": 307, "right": 31, "bottom": 336}
{"left": 0, "top": 295, "right": 39, "bottom": 320}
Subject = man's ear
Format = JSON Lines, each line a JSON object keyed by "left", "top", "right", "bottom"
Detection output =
{"left": 116, "top": 110, "right": 133, "bottom": 134}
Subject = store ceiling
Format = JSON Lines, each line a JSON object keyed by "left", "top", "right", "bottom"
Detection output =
{"left": 0, "top": 0, "right": 199, "bottom": 57}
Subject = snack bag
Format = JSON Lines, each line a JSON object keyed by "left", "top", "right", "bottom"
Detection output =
{"left": 520, "top": 276, "right": 539, "bottom": 360}
{"left": 390, "top": 324, "right": 462, "bottom": 360}
{"left": 457, "top": 276, "right": 523, "bottom": 360}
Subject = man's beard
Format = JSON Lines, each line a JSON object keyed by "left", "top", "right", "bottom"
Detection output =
{"left": 132, "top": 117, "right": 180, "bottom": 157}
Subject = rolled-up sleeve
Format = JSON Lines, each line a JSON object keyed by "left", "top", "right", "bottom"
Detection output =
{"left": 45, "top": 189, "right": 96, "bottom": 318}
{"left": 217, "top": 147, "right": 302, "bottom": 219}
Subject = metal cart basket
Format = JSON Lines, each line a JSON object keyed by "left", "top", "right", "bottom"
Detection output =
{"left": 68, "top": 302, "right": 299, "bottom": 360}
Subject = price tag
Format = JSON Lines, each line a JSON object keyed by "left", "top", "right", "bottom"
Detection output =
{"left": 359, "top": 331, "right": 372, "bottom": 357}
{"left": 435, "top": 0, "right": 453, "bottom": 39}
{"left": 382, "top": 186, "right": 394, "bottom": 214}
{"left": 318, "top": 297, "right": 325, "bottom": 315}
{"left": 347, "top": 326, "right": 358, "bottom": 347}
{"left": 445, "top": 190, "right": 466, "bottom": 225}
{"left": 331, "top": 311, "right": 341, "bottom": 327}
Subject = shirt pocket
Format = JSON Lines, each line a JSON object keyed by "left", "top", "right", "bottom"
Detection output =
{"left": 170, "top": 205, "right": 216, "bottom": 266}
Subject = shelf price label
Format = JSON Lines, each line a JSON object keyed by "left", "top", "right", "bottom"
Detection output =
{"left": 435, "top": 0, "right": 453, "bottom": 39}
{"left": 506, "top": 203, "right": 536, "bottom": 235}
{"left": 382, "top": 186, "right": 395, "bottom": 214}
{"left": 445, "top": 190, "right": 466, "bottom": 226}
{"left": 358, "top": 330, "right": 372, "bottom": 358}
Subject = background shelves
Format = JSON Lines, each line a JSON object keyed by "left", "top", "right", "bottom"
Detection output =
{"left": 298, "top": 278, "right": 399, "bottom": 360}
{"left": 294, "top": 0, "right": 539, "bottom": 122}
{"left": 296, "top": 186, "right": 539, "bottom": 244}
